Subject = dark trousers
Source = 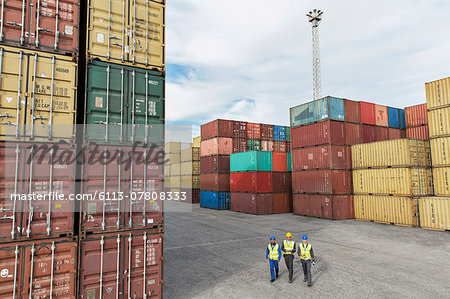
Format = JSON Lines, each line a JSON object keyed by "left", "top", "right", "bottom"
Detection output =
{"left": 301, "top": 259, "right": 312, "bottom": 284}
{"left": 283, "top": 254, "right": 294, "bottom": 280}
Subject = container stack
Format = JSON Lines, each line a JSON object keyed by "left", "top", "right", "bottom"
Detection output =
{"left": 164, "top": 142, "right": 182, "bottom": 194}
{"left": 352, "top": 139, "right": 433, "bottom": 227}
{"left": 180, "top": 140, "right": 201, "bottom": 203}
{"left": 405, "top": 104, "right": 429, "bottom": 140}
{"left": 229, "top": 151, "right": 292, "bottom": 214}
{"left": 419, "top": 77, "right": 450, "bottom": 231}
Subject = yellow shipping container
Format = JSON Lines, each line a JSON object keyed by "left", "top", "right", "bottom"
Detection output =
{"left": 193, "top": 175, "right": 200, "bottom": 189}
{"left": 193, "top": 136, "right": 201, "bottom": 148}
{"left": 180, "top": 161, "right": 200, "bottom": 176}
{"left": 165, "top": 152, "right": 180, "bottom": 165}
{"left": 181, "top": 147, "right": 200, "bottom": 162}
{"left": 353, "top": 168, "right": 432, "bottom": 196}
{"left": 165, "top": 176, "right": 180, "bottom": 189}
{"left": 419, "top": 197, "right": 450, "bottom": 231}
{"left": 351, "top": 139, "right": 431, "bottom": 169}
{"left": 430, "top": 137, "right": 450, "bottom": 166}
{"left": 87, "top": 0, "right": 165, "bottom": 70}
{"left": 425, "top": 77, "right": 450, "bottom": 110}
{"left": 428, "top": 107, "right": 450, "bottom": 138}
{"left": 180, "top": 175, "right": 192, "bottom": 189}
{"left": 165, "top": 142, "right": 181, "bottom": 154}
{"left": 432, "top": 167, "right": 450, "bottom": 196}
{"left": 169, "top": 163, "right": 180, "bottom": 176}
{"left": 354, "top": 195, "right": 418, "bottom": 227}
{"left": 0, "top": 46, "right": 77, "bottom": 142}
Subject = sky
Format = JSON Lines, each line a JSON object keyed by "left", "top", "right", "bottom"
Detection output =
{"left": 165, "top": 0, "right": 450, "bottom": 136}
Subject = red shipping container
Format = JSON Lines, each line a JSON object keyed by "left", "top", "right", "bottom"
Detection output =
{"left": 233, "top": 121, "right": 248, "bottom": 139}
{"left": 273, "top": 193, "right": 292, "bottom": 214}
{"left": 291, "top": 120, "right": 346, "bottom": 149}
{"left": 362, "top": 125, "right": 376, "bottom": 143}
{"left": 346, "top": 123, "right": 363, "bottom": 145}
{"left": 200, "top": 137, "right": 233, "bottom": 157}
{"left": 272, "top": 172, "right": 291, "bottom": 193}
{"left": 260, "top": 140, "right": 274, "bottom": 151}
{"left": 360, "top": 102, "right": 376, "bottom": 125}
{"left": 200, "top": 173, "right": 230, "bottom": 191}
{"left": 375, "top": 126, "right": 389, "bottom": 141}
{"left": 200, "top": 155, "right": 230, "bottom": 173}
{"left": 247, "top": 123, "right": 261, "bottom": 139}
{"left": 375, "top": 105, "right": 389, "bottom": 127}
{"left": 344, "top": 99, "right": 361, "bottom": 123}
{"left": 230, "top": 193, "right": 273, "bottom": 215}
{"left": 388, "top": 128, "right": 405, "bottom": 140}
{"left": 293, "top": 194, "right": 353, "bottom": 220}
{"left": 272, "top": 152, "right": 288, "bottom": 172}
{"left": 260, "top": 124, "right": 274, "bottom": 140}
{"left": 292, "top": 145, "right": 350, "bottom": 170}
{"left": 273, "top": 141, "right": 286, "bottom": 152}
{"left": 233, "top": 138, "right": 247, "bottom": 153}
{"left": 78, "top": 230, "right": 163, "bottom": 299}
{"left": 292, "top": 170, "right": 352, "bottom": 194}
{"left": 230, "top": 172, "right": 272, "bottom": 193}
{"left": 405, "top": 104, "right": 428, "bottom": 127}
{"left": 406, "top": 126, "right": 430, "bottom": 140}
{"left": 201, "top": 119, "right": 233, "bottom": 140}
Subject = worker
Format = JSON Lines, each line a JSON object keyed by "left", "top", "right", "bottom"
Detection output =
{"left": 266, "top": 236, "right": 281, "bottom": 282}
{"left": 298, "top": 234, "right": 315, "bottom": 286}
{"left": 281, "top": 232, "right": 296, "bottom": 283}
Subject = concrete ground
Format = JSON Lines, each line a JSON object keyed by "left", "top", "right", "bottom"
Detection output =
{"left": 164, "top": 203, "right": 450, "bottom": 298}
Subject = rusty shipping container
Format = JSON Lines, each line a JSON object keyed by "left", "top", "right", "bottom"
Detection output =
{"left": 292, "top": 170, "right": 352, "bottom": 194}
{"left": 273, "top": 193, "right": 292, "bottom": 214}
{"left": 247, "top": 123, "right": 261, "bottom": 139}
{"left": 345, "top": 123, "right": 363, "bottom": 145}
{"left": 272, "top": 172, "right": 291, "bottom": 193}
{"left": 344, "top": 99, "right": 361, "bottom": 123}
{"left": 230, "top": 172, "right": 272, "bottom": 193}
{"left": 405, "top": 104, "right": 428, "bottom": 127}
{"left": 233, "top": 121, "right": 247, "bottom": 139}
{"left": 78, "top": 230, "right": 163, "bottom": 299}
{"left": 200, "top": 137, "right": 232, "bottom": 157}
{"left": 0, "top": 0, "right": 79, "bottom": 55}
{"left": 293, "top": 194, "right": 353, "bottom": 220}
{"left": 273, "top": 141, "right": 286, "bottom": 152}
{"left": 362, "top": 125, "right": 376, "bottom": 144}
{"left": 375, "top": 126, "right": 389, "bottom": 141}
{"left": 260, "top": 124, "right": 274, "bottom": 140}
{"left": 200, "top": 155, "right": 230, "bottom": 173}
{"left": 201, "top": 119, "right": 233, "bottom": 140}
{"left": 292, "top": 145, "right": 351, "bottom": 171}
{"left": 232, "top": 138, "right": 247, "bottom": 153}
{"left": 406, "top": 126, "right": 429, "bottom": 140}
{"left": 0, "top": 237, "right": 77, "bottom": 298}
{"left": 291, "top": 120, "right": 346, "bottom": 149}
{"left": 230, "top": 192, "right": 273, "bottom": 215}
{"left": 200, "top": 173, "right": 230, "bottom": 191}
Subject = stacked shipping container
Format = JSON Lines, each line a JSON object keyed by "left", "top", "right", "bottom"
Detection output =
{"left": 164, "top": 142, "right": 181, "bottom": 193}
{"left": 180, "top": 140, "right": 201, "bottom": 203}
{"left": 405, "top": 104, "right": 429, "bottom": 140}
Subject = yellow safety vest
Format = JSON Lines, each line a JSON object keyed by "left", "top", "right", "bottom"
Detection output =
{"left": 268, "top": 244, "right": 279, "bottom": 260}
{"left": 300, "top": 243, "right": 312, "bottom": 260}
{"left": 283, "top": 240, "right": 295, "bottom": 255}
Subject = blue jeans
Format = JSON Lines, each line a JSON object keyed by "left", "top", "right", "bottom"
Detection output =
{"left": 269, "top": 259, "right": 279, "bottom": 280}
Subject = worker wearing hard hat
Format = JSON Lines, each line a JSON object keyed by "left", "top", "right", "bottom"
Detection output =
{"left": 281, "top": 232, "right": 296, "bottom": 283}
{"left": 266, "top": 236, "right": 282, "bottom": 282}
{"left": 298, "top": 234, "right": 315, "bottom": 286}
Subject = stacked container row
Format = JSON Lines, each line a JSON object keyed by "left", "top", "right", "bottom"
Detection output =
{"left": 180, "top": 139, "right": 201, "bottom": 203}
{"left": 405, "top": 103, "right": 429, "bottom": 140}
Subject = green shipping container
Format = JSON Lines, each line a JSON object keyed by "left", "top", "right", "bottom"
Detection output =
{"left": 287, "top": 152, "right": 292, "bottom": 172}
{"left": 230, "top": 151, "right": 272, "bottom": 172}
{"left": 85, "top": 61, "right": 165, "bottom": 145}
{"left": 247, "top": 139, "right": 261, "bottom": 151}
{"left": 285, "top": 127, "right": 291, "bottom": 142}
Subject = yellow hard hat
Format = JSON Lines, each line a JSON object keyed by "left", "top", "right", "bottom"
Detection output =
{"left": 286, "top": 232, "right": 292, "bottom": 238}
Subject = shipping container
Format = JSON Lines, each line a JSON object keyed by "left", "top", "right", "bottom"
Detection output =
{"left": 362, "top": 125, "right": 376, "bottom": 143}
{"left": 200, "top": 173, "right": 230, "bottom": 191}
{"left": 353, "top": 168, "right": 432, "bottom": 196}
{"left": 292, "top": 145, "right": 350, "bottom": 171}
{"left": 193, "top": 136, "right": 201, "bottom": 147}
{"left": 400, "top": 109, "right": 406, "bottom": 129}
{"left": 290, "top": 97, "right": 345, "bottom": 127}
{"left": 285, "top": 127, "right": 291, "bottom": 142}
{"left": 273, "top": 193, "right": 292, "bottom": 214}
{"left": 201, "top": 119, "right": 233, "bottom": 140}
{"left": 87, "top": 0, "right": 165, "bottom": 70}
{"left": 345, "top": 123, "right": 363, "bottom": 145}
{"left": 0, "top": 237, "right": 77, "bottom": 298}
{"left": 432, "top": 167, "right": 450, "bottom": 196}
{"left": 200, "top": 191, "right": 230, "bottom": 210}
{"left": 200, "top": 137, "right": 232, "bottom": 157}
{"left": 388, "top": 128, "right": 406, "bottom": 140}
{"left": 286, "top": 142, "right": 291, "bottom": 152}
{"left": 387, "top": 107, "right": 400, "bottom": 128}
{"left": 344, "top": 99, "right": 361, "bottom": 123}
{"left": 230, "top": 192, "right": 273, "bottom": 215}
{"left": 0, "top": 46, "right": 77, "bottom": 142}
{"left": 290, "top": 101, "right": 315, "bottom": 127}
{"left": 430, "top": 137, "right": 450, "bottom": 166}
{"left": 200, "top": 155, "right": 229, "bottom": 173}
{"left": 232, "top": 138, "right": 247, "bottom": 153}
{"left": 192, "top": 175, "right": 200, "bottom": 189}
{"left": 247, "top": 123, "right": 261, "bottom": 139}
{"left": 287, "top": 152, "right": 292, "bottom": 172}
{"left": 165, "top": 142, "right": 181, "bottom": 153}
{"left": 180, "top": 161, "right": 199, "bottom": 176}
{"left": 78, "top": 230, "right": 163, "bottom": 299}
{"left": 375, "top": 105, "right": 388, "bottom": 127}
{"left": 233, "top": 121, "right": 247, "bottom": 139}
{"left": 85, "top": 61, "right": 165, "bottom": 145}
{"left": 169, "top": 163, "right": 180, "bottom": 176}
{"left": 375, "top": 126, "right": 389, "bottom": 141}
{"left": 246, "top": 139, "right": 261, "bottom": 151}
{"left": 292, "top": 170, "right": 352, "bottom": 194}
{"left": 291, "top": 120, "right": 346, "bottom": 149}
{"left": 351, "top": 139, "right": 431, "bottom": 169}
{"left": 273, "top": 141, "right": 286, "bottom": 152}
{"left": 273, "top": 125, "right": 286, "bottom": 141}
{"left": 406, "top": 126, "right": 429, "bottom": 140}
{"left": 181, "top": 147, "right": 200, "bottom": 162}
{"left": 272, "top": 152, "right": 288, "bottom": 172}
{"left": 425, "top": 77, "right": 450, "bottom": 110}
{"left": 0, "top": 0, "right": 79, "bottom": 55}
{"left": 405, "top": 104, "right": 428, "bottom": 127}
{"left": 419, "top": 197, "right": 450, "bottom": 231}
{"left": 360, "top": 102, "right": 376, "bottom": 125}
{"left": 230, "top": 151, "right": 272, "bottom": 172}
{"left": 260, "top": 140, "right": 273, "bottom": 152}
{"left": 272, "top": 172, "right": 291, "bottom": 193}
{"left": 260, "top": 124, "right": 274, "bottom": 140}
{"left": 353, "top": 195, "right": 418, "bottom": 227}
{"left": 230, "top": 172, "right": 272, "bottom": 193}
{"left": 293, "top": 194, "right": 353, "bottom": 220}
{"left": 428, "top": 107, "right": 450, "bottom": 138}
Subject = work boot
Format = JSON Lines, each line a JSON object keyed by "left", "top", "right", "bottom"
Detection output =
{"left": 289, "top": 279, "right": 292, "bottom": 283}
{"left": 307, "top": 282, "right": 312, "bottom": 287}
{"left": 303, "top": 278, "right": 307, "bottom": 282}
{"left": 276, "top": 274, "right": 279, "bottom": 278}
{"left": 270, "top": 279, "right": 275, "bottom": 283}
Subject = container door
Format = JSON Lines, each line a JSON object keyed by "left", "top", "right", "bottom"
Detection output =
{"left": 0, "top": 0, "right": 28, "bottom": 46}
{"left": 0, "top": 243, "right": 22, "bottom": 298}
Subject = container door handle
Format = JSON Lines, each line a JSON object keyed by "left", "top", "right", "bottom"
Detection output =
{"left": 117, "top": 150, "right": 122, "bottom": 228}
{"left": 105, "top": 65, "right": 110, "bottom": 142}
{"left": 145, "top": 0, "right": 149, "bottom": 66}
{"left": 132, "top": 0, "right": 136, "bottom": 63}
{"left": 54, "top": 0, "right": 59, "bottom": 49}
{"left": 107, "top": 0, "right": 111, "bottom": 58}
{"left": 49, "top": 241, "right": 55, "bottom": 299}
{"left": 128, "top": 234, "right": 132, "bottom": 299}
{"left": 131, "top": 70, "right": 136, "bottom": 144}
{"left": 48, "top": 56, "right": 55, "bottom": 140}
{"left": 30, "top": 53, "right": 38, "bottom": 140}
{"left": 99, "top": 236, "right": 105, "bottom": 299}
{"left": 102, "top": 149, "right": 107, "bottom": 230}
{"left": 120, "top": 68, "right": 124, "bottom": 143}
{"left": 121, "top": 0, "right": 125, "bottom": 62}
{"left": 0, "top": 0, "right": 4, "bottom": 41}
{"left": 35, "top": 0, "right": 41, "bottom": 47}
{"left": 129, "top": 151, "right": 134, "bottom": 227}
{"left": 116, "top": 235, "right": 121, "bottom": 299}
{"left": 16, "top": 51, "right": 23, "bottom": 138}
{"left": 46, "top": 147, "right": 54, "bottom": 236}
{"left": 143, "top": 232, "right": 147, "bottom": 299}
{"left": 27, "top": 146, "right": 35, "bottom": 238}
{"left": 144, "top": 72, "right": 148, "bottom": 144}
{"left": 29, "top": 243, "right": 36, "bottom": 298}
{"left": 142, "top": 150, "right": 147, "bottom": 226}
{"left": 13, "top": 245, "right": 19, "bottom": 298}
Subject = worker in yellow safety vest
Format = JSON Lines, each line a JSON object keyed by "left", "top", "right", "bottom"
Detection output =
{"left": 266, "top": 236, "right": 281, "bottom": 282}
{"left": 281, "top": 232, "right": 296, "bottom": 283}
{"left": 298, "top": 234, "right": 315, "bottom": 286}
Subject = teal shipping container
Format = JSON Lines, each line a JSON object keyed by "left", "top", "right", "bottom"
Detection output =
{"left": 287, "top": 152, "right": 292, "bottom": 172}
{"left": 290, "top": 101, "right": 315, "bottom": 127}
{"left": 290, "top": 96, "right": 345, "bottom": 128}
{"left": 247, "top": 139, "right": 261, "bottom": 151}
{"left": 230, "top": 151, "right": 272, "bottom": 172}
{"left": 285, "top": 127, "right": 291, "bottom": 142}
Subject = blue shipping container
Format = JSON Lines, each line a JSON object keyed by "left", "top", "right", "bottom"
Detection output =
{"left": 290, "top": 96, "right": 345, "bottom": 128}
{"left": 200, "top": 191, "right": 230, "bottom": 210}
{"left": 290, "top": 102, "right": 316, "bottom": 127}
{"left": 399, "top": 109, "right": 406, "bottom": 129}
{"left": 273, "top": 126, "right": 286, "bottom": 141}
{"left": 387, "top": 107, "right": 400, "bottom": 128}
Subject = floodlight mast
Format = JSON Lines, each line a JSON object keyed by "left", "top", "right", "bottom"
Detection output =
{"left": 307, "top": 9, "right": 323, "bottom": 101}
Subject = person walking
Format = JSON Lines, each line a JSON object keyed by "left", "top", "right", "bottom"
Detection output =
{"left": 298, "top": 234, "right": 315, "bottom": 286}
{"left": 281, "top": 232, "right": 296, "bottom": 283}
{"left": 266, "top": 236, "right": 281, "bottom": 282}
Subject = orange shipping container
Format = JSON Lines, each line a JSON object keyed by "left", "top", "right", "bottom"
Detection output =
{"left": 405, "top": 104, "right": 428, "bottom": 127}
{"left": 200, "top": 138, "right": 233, "bottom": 157}
{"left": 272, "top": 152, "right": 288, "bottom": 172}
{"left": 375, "top": 105, "right": 389, "bottom": 127}
{"left": 406, "top": 126, "right": 429, "bottom": 140}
